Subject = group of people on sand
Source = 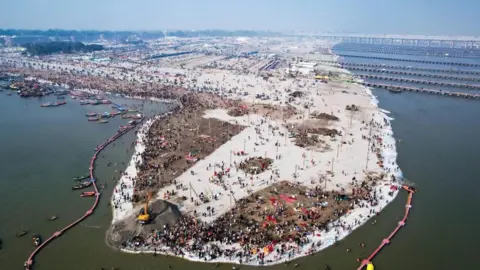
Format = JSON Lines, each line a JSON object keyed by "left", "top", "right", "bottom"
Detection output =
{"left": 119, "top": 175, "right": 392, "bottom": 266}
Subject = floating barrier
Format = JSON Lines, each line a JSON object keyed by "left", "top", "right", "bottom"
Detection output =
{"left": 359, "top": 81, "right": 480, "bottom": 99}
{"left": 336, "top": 53, "right": 480, "bottom": 67}
{"left": 357, "top": 74, "right": 480, "bottom": 89}
{"left": 356, "top": 186, "right": 416, "bottom": 270}
{"left": 24, "top": 118, "right": 144, "bottom": 270}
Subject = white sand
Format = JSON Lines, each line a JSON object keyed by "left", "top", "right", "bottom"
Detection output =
{"left": 111, "top": 116, "right": 161, "bottom": 223}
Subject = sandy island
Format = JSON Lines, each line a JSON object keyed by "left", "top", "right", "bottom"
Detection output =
{"left": 0, "top": 38, "right": 402, "bottom": 266}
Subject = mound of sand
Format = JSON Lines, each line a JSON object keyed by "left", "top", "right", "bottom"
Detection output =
{"left": 107, "top": 200, "right": 182, "bottom": 247}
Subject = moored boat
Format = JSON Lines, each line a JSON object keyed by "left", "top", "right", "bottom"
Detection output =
{"left": 81, "top": 191, "right": 96, "bottom": 197}
{"left": 99, "top": 119, "right": 108, "bottom": 123}
{"left": 53, "top": 101, "right": 66, "bottom": 106}
{"left": 88, "top": 117, "right": 99, "bottom": 121}
{"left": 72, "top": 181, "right": 92, "bottom": 190}
{"left": 85, "top": 112, "right": 97, "bottom": 117}
{"left": 73, "top": 175, "right": 89, "bottom": 181}
{"left": 41, "top": 103, "right": 52, "bottom": 107}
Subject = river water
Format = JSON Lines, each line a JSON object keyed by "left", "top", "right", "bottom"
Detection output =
{"left": 0, "top": 49, "right": 479, "bottom": 270}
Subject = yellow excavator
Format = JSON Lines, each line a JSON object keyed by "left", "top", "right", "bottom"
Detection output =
{"left": 137, "top": 192, "right": 152, "bottom": 224}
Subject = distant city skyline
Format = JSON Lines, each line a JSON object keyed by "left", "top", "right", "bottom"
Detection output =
{"left": 1, "top": 0, "right": 479, "bottom": 36}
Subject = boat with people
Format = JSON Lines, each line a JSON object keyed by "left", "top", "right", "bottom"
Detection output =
{"left": 32, "top": 234, "right": 41, "bottom": 247}
{"left": 73, "top": 175, "right": 89, "bottom": 181}
{"left": 80, "top": 191, "right": 96, "bottom": 197}
{"left": 9, "top": 83, "right": 19, "bottom": 90}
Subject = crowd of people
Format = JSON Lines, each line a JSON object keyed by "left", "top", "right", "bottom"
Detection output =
{"left": 122, "top": 180, "right": 393, "bottom": 266}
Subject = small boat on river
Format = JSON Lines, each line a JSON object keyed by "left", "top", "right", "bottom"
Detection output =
{"left": 41, "top": 102, "right": 52, "bottom": 107}
{"left": 81, "top": 191, "right": 96, "bottom": 197}
{"left": 32, "top": 234, "right": 41, "bottom": 247}
{"left": 85, "top": 112, "right": 97, "bottom": 117}
{"left": 99, "top": 119, "right": 108, "bottom": 123}
{"left": 73, "top": 175, "right": 89, "bottom": 181}
{"left": 88, "top": 117, "right": 99, "bottom": 121}
{"left": 53, "top": 101, "right": 66, "bottom": 106}
{"left": 16, "top": 230, "right": 27, "bottom": 237}
{"left": 72, "top": 181, "right": 92, "bottom": 190}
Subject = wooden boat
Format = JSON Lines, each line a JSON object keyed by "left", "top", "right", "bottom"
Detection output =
{"left": 80, "top": 180, "right": 92, "bottom": 186}
{"left": 32, "top": 234, "right": 41, "bottom": 247}
{"left": 73, "top": 175, "right": 89, "bottom": 181}
{"left": 387, "top": 87, "right": 402, "bottom": 93}
{"left": 72, "top": 182, "right": 92, "bottom": 190}
{"left": 53, "top": 101, "right": 66, "bottom": 106}
{"left": 16, "top": 231, "right": 27, "bottom": 237}
{"left": 81, "top": 191, "right": 96, "bottom": 197}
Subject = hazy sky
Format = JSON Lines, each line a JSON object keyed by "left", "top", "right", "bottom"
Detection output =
{"left": 0, "top": 0, "right": 478, "bottom": 35}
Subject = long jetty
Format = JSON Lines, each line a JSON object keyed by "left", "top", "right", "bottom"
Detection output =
{"left": 357, "top": 74, "right": 480, "bottom": 89}
{"left": 359, "top": 81, "right": 480, "bottom": 99}
{"left": 25, "top": 118, "right": 144, "bottom": 270}
{"left": 320, "top": 60, "right": 480, "bottom": 75}
{"left": 343, "top": 67, "right": 480, "bottom": 82}
{"left": 356, "top": 186, "right": 416, "bottom": 270}
{"left": 336, "top": 53, "right": 480, "bottom": 67}
{"left": 334, "top": 47, "right": 480, "bottom": 59}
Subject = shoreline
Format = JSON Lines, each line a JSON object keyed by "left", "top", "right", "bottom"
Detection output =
{"left": 108, "top": 77, "right": 403, "bottom": 265}
{"left": 110, "top": 115, "right": 161, "bottom": 224}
